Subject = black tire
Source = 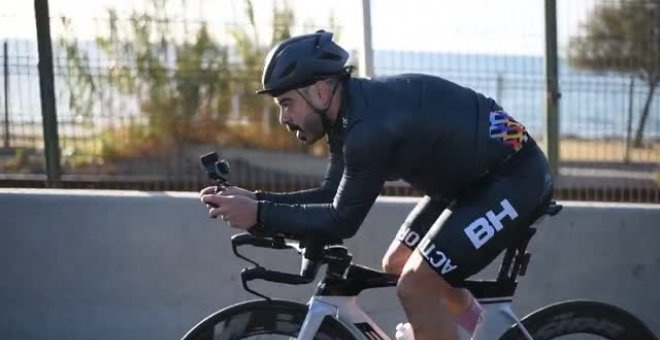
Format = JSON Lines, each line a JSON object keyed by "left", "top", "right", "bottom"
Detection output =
{"left": 181, "top": 299, "right": 360, "bottom": 340}
{"left": 500, "top": 300, "right": 658, "bottom": 340}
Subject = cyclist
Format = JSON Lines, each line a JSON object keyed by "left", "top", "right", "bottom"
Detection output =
{"left": 200, "top": 30, "right": 554, "bottom": 340}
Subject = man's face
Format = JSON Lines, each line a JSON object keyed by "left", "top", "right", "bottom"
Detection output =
{"left": 274, "top": 86, "right": 325, "bottom": 144}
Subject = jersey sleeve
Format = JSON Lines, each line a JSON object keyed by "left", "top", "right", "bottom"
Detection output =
{"left": 257, "top": 123, "right": 390, "bottom": 240}
{"left": 256, "top": 149, "right": 344, "bottom": 204}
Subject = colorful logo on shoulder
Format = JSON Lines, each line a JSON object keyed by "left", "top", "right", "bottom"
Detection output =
{"left": 488, "top": 111, "right": 528, "bottom": 151}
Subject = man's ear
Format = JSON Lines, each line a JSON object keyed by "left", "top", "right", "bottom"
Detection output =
{"left": 315, "top": 80, "right": 331, "bottom": 104}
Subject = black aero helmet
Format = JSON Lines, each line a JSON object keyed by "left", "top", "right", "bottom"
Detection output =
{"left": 257, "top": 30, "right": 349, "bottom": 97}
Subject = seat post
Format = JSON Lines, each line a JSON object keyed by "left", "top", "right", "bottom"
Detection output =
{"left": 496, "top": 247, "right": 517, "bottom": 282}
{"left": 496, "top": 227, "right": 536, "bottom": 282}
{"left": 498, "top": 200, "right": 561, "bottom": 281}
{"left": 464, "top": 203, "right": 561, "bottom": 299}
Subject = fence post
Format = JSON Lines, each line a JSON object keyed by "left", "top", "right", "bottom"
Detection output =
{"left": 624, "top": 76, "right": 634, "bottom": 163}
{"left": 544, "top": 0, "right": 560, "bottom": 175}
{"left": 496, "top": 73, "right": 504, "bottom": 104}
{"left": 3, "top": 41, "right": 9, "bottom": 149}
{"left": 34, "top": 0, "right": 61, "bottom": 185}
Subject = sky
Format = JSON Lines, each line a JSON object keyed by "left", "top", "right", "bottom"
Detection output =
{"left": 0, "top": 0, "right": 598, "bottom": 56}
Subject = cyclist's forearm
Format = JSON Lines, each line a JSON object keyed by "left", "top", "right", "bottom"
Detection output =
{"left": 256, "top": 128, "right": 386, "bottom": 240}
{"left": 257, "top": 202, "right": 363, "bottom": 240}
{"left": 256, "top": 187, "right": 335, "bottom": 204}
{"left": 255, "top": 151, "right": 344, "bottom": 204}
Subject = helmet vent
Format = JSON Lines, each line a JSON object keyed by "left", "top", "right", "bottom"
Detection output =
{"left": 279, "top": 61, "right": 297, "bottom": 78}
{"left": 319, "top": 52, "right": 342, "bottom": 61}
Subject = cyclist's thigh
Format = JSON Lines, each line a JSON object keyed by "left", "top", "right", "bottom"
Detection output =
{"left": 394, "top": 195, "right": 450, "bottom": 250}
{"left": 383, "top": 196, "right": 450, "bottom": 273}
{"left": 415, "top": 145, "right": 551, "bottom": 285}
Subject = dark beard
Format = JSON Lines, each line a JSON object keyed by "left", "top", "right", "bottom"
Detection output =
{"left": 286, "top": 123, "right": 302, "bottom": 133}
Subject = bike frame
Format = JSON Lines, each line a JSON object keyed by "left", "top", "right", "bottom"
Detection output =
{"left": 291, "top": 212, "right": 553, "bottom": 340}
{"left": 296, "top": 294, "right": 534, "bottom": 340}
{"left": 292, "top": 216, "right": 547, "bottom": 340}
{"left": 227, "top": 220, "right": 546, "bottom": 340}
{"left": 220, "top": 194, "right": 561, "bottom": 340}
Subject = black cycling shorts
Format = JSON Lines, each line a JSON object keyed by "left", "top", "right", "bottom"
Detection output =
{"left": 395, "top": 139, "right": 553, "bottom": 285}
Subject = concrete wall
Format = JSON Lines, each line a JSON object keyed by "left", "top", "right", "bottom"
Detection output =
{"left": 1, "top": 189, "right": 659, "bottom": 339}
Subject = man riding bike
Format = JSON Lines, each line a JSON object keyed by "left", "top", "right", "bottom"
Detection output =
{"left": 200, "top": 30, "right": 554, "bottom": 340}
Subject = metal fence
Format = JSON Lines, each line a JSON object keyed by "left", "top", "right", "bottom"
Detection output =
{"left": 0, "top": 0, "right": 658, "bottom": 202}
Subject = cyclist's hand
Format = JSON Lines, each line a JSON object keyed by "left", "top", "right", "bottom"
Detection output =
{"left": 199, "top": 186, "right": 256, "bottom": 199}
{"left": 201, "top": 194, "right": 258, "bottom": 230}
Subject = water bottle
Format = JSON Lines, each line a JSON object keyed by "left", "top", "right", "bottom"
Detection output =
{"left": 395, "top": 322, "right": 415, "bottom": 340}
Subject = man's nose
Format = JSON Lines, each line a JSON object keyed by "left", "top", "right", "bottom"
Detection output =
{"left": 279, "top": 111, "right": 289, "bottom": 125}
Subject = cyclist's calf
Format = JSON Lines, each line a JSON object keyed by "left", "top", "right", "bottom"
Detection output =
{"left": 383, "top": 236, "right": 482, "bottom": 336}
{"left": 397, "top": 252, "right": 461, "bottom": 340}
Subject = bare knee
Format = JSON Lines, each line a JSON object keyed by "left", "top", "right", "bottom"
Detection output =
{"left": 396, "top": 254, "right": 461, "bottom": 305}
{"left": 396, "top": 266, "right": 437, "bottom": 303}
{"left": 382, "top": 254, "right": 406, "bottom": 275}
{"left": 381, "top": 241, "right": 412, "bottom": 275}
{"left": 395, "top": 270, "right": 416, "bottom": 302}
{"left": 396, "top": 260, "right": 473, "bottom": 317}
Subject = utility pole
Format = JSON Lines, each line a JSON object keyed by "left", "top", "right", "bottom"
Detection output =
{"left": 3, "top": 41, "right": 9, "bottom": 148}
{"left": 359, "top": 0, "right": 375, "bottom": 78}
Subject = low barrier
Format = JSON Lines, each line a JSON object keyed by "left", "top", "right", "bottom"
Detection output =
{"left": 1, "top": 189, "right": 658, "bottom": 339}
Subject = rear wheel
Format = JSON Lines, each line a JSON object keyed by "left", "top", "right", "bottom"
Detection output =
{"left": 500, "top": 300, "right": 658, "bottom": 340}
{"left": 181, "top": 299, "right": 360, "bottom": 340}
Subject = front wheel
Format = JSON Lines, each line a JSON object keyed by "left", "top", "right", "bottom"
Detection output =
{"left": 500, "top": 300, "right": 658, "bottom": 340}
{"left": 181, "top": 299, "right": 360, "bottom": 340}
